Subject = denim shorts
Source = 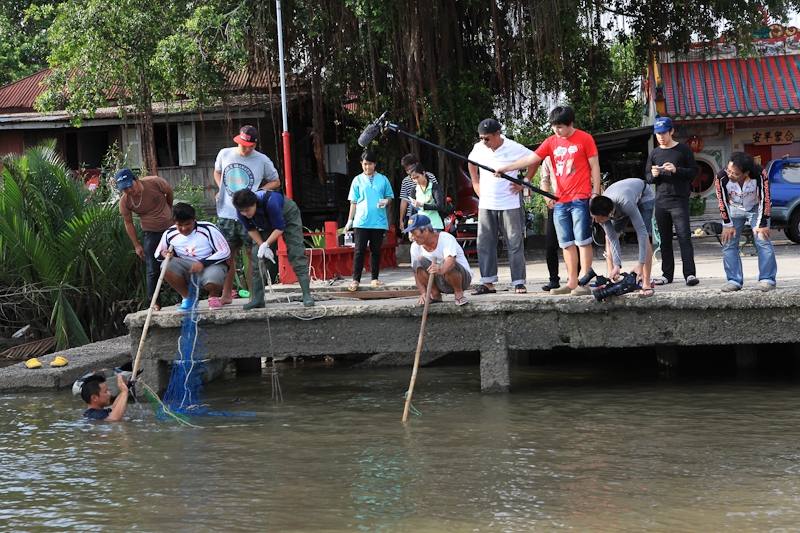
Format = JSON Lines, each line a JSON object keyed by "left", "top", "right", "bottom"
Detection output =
{"left": 553, "top": 198, "right": 592, "bottom": 248}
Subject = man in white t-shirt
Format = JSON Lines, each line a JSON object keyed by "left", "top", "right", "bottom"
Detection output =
{"left": 405, "top": 214, "right": 472, "bottom": 306}
{"left": 214, "top": 125, "right": 281, "bottom": 304}
{"left": 468, "top": 118, "right": 534, "bottom": 295}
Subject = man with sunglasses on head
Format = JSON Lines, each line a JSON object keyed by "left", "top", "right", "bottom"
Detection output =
{"left": 468, "top": 118, "right": 534, "bottom": 295}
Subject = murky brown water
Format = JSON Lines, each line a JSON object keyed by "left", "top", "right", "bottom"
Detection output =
{"left": 2, "top": 364, "right": 800, "bottom": 532}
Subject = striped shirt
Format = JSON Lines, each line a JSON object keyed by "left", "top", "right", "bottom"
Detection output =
{"left": 155, "top": 221, "right": 231, "bottom": 267}
{"left": 714, "top": 169, "right": 770, "bottom": 228}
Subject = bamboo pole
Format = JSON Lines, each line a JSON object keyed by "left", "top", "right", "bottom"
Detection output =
{"left": 402, "top": 264, "right": 437, "bottom": 423}
{"left": 130, "top": 246, "right": 173, "bottom": 387}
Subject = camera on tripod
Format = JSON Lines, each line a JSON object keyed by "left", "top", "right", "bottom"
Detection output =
{"left": 592, "top": 272, "right": 641, "bottom": 302}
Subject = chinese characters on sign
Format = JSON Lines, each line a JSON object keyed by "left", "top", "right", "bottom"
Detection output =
{"left": 751, "top": 130, "right": 794, "bottom": 146}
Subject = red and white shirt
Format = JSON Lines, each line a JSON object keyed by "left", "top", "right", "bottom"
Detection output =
{"left": 535, "top": 129, "right": 598, "bottom": 203}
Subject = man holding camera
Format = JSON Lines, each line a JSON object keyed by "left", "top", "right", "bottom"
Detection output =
{"left": 589, "top": 178, "right": 656, "bottom": 297}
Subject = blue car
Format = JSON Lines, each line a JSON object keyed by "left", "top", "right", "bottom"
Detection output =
{"left": 766, "top": 157, "right": 800, "bottom": 243}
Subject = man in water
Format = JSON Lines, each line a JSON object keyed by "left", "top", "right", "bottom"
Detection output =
{"left": 81, "top": 373, "right": 129, "bottom": 421}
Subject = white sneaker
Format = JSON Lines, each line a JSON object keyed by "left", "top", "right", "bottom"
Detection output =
{"left": 720, "top": 282, "right": 741, "bottom": 292}
{"left": 758, "top": 281, "right": 776, "bottom": 292}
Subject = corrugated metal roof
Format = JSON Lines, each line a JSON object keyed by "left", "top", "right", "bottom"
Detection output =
{"left": 0, "top": 68, "right": 305, "bottom": 113}
{"left": 0, "top": 69, "right": 52, "bottom": 112}
{"left": 654, "top": 55, "right": 800, "bottom": 119}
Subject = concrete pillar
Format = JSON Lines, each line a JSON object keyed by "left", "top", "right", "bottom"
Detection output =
{"left": 234, "top": 357, "right": 262, "bottom": 375}
{"left": 140, "top": 359, "right": 169, "bottom": 394}
{"left": 656, "top": 346, "right": 679, "bottom": 376}
{"left": 480, "top": 335, "right": 510, "bottom": 393}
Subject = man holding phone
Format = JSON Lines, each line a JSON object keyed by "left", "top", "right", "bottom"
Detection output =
{"left": 645, "top": 117, "right": 699, "bottom": 287}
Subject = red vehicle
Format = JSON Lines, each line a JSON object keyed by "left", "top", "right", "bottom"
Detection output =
{"left": 443, "top": 166, "right": 479, "bottom": 256}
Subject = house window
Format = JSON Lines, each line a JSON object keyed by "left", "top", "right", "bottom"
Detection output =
{"left": 154, "top": 124, "right": 179, "bottom": 168}
{"left": 125, "top": 124, "right": 196, "bottom": 169}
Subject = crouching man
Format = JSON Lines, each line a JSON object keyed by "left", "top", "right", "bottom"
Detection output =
{"left": 155, "top": 203, "right": 230, "bottom": 310}
{"left": 233, "top": 189, "right": 314, "bottom": 308}
{"left": 404, "top": 214, "right": 473, "bottom": 306}
{"left": 81, "top": 373, "right": 129, "bottom": 421}
{"left": 589, "top": 178, "right": 656, "bottom": 297}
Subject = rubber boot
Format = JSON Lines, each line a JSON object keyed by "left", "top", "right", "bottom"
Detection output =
{"left": 243, "top": 278, "right": 265, "bottom": 310}
{"left": 298, "top": 272, "right": 315, "bottom": 307}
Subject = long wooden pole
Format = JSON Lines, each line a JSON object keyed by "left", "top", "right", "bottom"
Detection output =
{"left": 130, "top": 246, "right": 173, "bottom": 385}
{"left": 402, "top": 266, "right": 437, "bottom": 422}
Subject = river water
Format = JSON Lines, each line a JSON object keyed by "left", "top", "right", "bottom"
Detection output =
{"left": 3, "top": 363, "right": 800, "bottom": 532}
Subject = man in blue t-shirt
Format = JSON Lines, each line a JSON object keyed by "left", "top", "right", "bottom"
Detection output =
{"left": 81, "top": 374, "right": 129, "bottom": 422}
{"left": 233, "top": 189, "right": 314, "bottom": 308}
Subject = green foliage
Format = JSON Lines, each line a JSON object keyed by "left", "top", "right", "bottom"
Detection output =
{"left": 302, "top": 227, "right": 325, "bottom": 249}
{"left": 36, "top": 0, "right": 247, "bottom": 118}
{"left": 173, "top": 176, "right": 210, "bottom": 221}
{"left": 0, "top": 1, "right": 56, "bottom": 85}
{"left": 0, "top": 143, "right": 143, "bottom": 347}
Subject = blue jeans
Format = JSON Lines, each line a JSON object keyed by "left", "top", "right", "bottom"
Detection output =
{"left": 722, "top": 208, "right": 777, "bottom": 287}
{"left": 553, "top": 199, "right": 592, "bottom": 248}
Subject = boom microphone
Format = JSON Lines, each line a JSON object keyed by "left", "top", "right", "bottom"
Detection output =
{"left": 357, "top": 111, "right": 389, "bottom": 147}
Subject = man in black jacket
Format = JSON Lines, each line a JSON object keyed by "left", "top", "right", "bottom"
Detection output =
{"left": 645, "top": 117, "right": 699, "bottom": 287}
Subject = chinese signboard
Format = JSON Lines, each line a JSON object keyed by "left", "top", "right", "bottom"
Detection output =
{"left": 751, "top": 130, "right": 794, "bottom": 145}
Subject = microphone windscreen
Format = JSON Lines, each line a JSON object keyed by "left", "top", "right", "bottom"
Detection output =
{"left": 357, "top": 124, "right": 381, "bottom": 147}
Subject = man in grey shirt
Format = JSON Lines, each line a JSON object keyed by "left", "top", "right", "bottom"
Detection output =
{"left": 589, "top": 178, "right": 656, "bottom": 296}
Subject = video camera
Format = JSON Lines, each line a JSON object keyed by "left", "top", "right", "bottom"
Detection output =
{"left": 592, "top": 272, "right": 641, "bottom": 301}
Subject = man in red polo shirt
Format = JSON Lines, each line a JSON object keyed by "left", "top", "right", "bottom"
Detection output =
{"left": 496, "top": 106, "right": 601, "bottom": 296}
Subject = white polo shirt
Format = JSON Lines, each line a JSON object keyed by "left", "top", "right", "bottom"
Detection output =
{"left": 468, "top": 136, "right": 532, "bottom": 210}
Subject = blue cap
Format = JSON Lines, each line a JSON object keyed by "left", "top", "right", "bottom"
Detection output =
{"left": 653, "top": 117, "right": 673, "bottom": 134}
{"left": 403, "top": 214, "right": 432, "bottom": 233}
{"left": 114, "top": 168, "right": 136, "bottom": 190}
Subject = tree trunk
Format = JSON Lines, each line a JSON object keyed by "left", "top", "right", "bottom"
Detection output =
{"left": 139, "top": 107, "right": 158, "bottom": 176}
{"left": 310, "top": 46, "right": 327, "bottom": 185}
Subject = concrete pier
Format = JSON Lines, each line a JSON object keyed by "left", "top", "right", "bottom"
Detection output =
{"left": 125, "top": 283, "right": 800, "bottom": 393}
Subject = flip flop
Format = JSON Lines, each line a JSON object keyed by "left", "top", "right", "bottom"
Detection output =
{"left": 50, "top": 355, "right": 69, "bottom": 367}
{"left": 24, "top": 358, "right": 42, "bottom": 369}
{"left": 639, "top": 288, "right": 655, "bottom": 298}
{"left": 471, "top": 285, "right": 496, "bottom": 295}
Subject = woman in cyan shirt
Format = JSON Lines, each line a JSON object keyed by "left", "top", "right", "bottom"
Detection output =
{"left": 344, "top": 150, "right": 394, "bottom": 291}
{"left": 408, "top": 164, "right": 445, "bottom": 230}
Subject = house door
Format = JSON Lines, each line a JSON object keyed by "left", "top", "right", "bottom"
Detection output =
{"left": 744, "top": 144, "right": 772, "bottom": 167}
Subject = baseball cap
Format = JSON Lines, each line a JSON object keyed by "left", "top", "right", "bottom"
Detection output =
{"left": 402, "top": 214, "right": 432, "bottom": 233}
{"left": 233, "top": 125, "right": 258, "bottom": 147}
{"left": 653, "top": 117, "right": 673, "bottom": 134}
{"left": 478, "top": 118, "right": 501, "bottom": 135}
{"left": 114, "top": 168, "right": 136, "bottom": 190}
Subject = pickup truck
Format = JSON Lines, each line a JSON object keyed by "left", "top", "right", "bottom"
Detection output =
{"left": 766, "top": 157, "right": 800, "bottom": 243}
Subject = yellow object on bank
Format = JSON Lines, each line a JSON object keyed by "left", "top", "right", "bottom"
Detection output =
{"left": 50, "top": 355, "right": 69, "bottom": 368}
{"left": 24, "top": 358, "right": 42, "bottom": 369}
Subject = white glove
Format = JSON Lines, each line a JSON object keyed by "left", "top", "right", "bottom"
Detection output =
{"left": 344, "top": 220, "right": 353, "bottom": 232}
{"left": 257, "top": 242, "right": 275, "bottom": 262}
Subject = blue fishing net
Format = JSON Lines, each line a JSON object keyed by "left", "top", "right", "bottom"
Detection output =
{"left": 162, "top": 278, "right": 208, "bottom": 415}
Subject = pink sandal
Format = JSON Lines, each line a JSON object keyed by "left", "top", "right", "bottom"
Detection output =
{"left": 208, "top": 296, "right": 223, "bottom": 309}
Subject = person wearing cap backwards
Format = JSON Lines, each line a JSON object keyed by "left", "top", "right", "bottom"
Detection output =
{"left": 496, "top": 106, "right": 601, "bottom": 296}
{"left": 405, "top": 214, "right": 473, "bottom": 306}
{"left": 467, "top": 118, "right": 535, "bottom": 295}
{"left": 645, "top": 116, "right": 699, "bottom": 287}
{"left": 116, "top": 168, "right": 174, "bottom": 310}
{"left": 80, "top": 373, "right": 129, "bottom": 421}
{"left": 214, "top": 125, "right": 281, "bottom": 304}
